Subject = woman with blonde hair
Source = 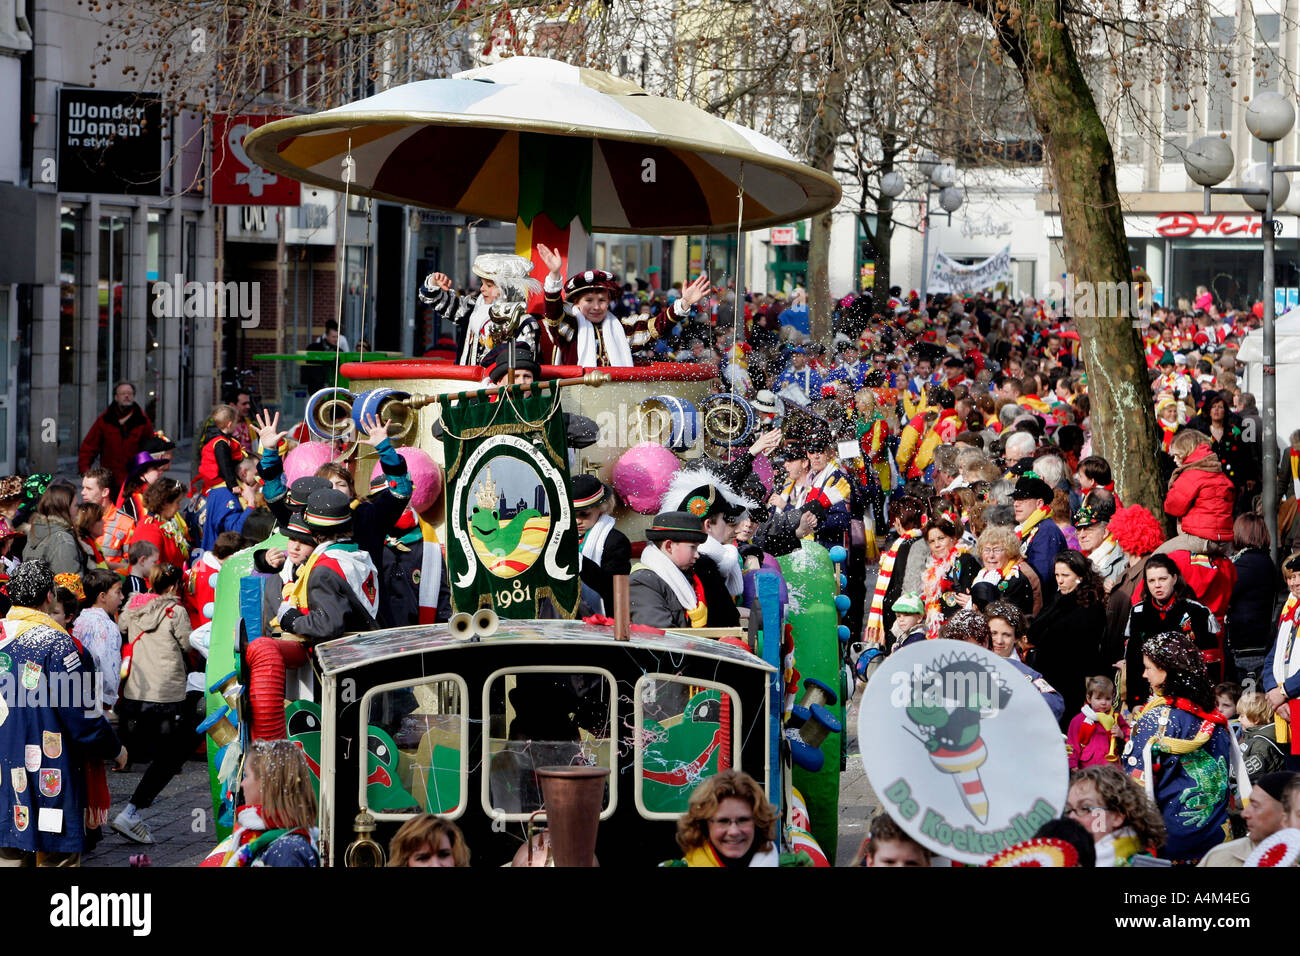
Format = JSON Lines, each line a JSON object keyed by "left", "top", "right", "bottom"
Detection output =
{"left": 968, "top": 524, "right": 1035, "bottom": 616}
{"left": 387, "top": 815, "right": 471, "bottom": 867}
{"left": 200, "top": 740, "right": 319, "bottom": 866}
{"left": 666, "top": 770, "right": 781, "bottom": 867}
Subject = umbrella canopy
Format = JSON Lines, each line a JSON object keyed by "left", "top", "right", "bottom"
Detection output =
{"left": 243, "top": 56, "right": 841, "bottom": 235}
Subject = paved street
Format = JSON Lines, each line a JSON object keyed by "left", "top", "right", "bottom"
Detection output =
{"left": 83, "top": 757, "right": 216, "bottom": 868}
{"left": 836, "top": 684, "right": 878, "bottom": 866}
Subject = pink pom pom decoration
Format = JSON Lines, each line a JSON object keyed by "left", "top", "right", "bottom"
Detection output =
{"left": 398, "top": 446, "right": 443, "bottom": 514}
{"left": 612, "top": 442, "right": 680, "bottom": 514}
{"left": 283, "top": 440, "right": 338, "bottom": 485}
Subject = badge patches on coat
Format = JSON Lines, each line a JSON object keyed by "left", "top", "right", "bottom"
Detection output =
{"left": 42, "top": 732, "right": 61, "bottom": 760}
{"left": 10, "top": 768, "right": 24, "bottom": 794}
{"left": 23, "top": 745, "right": 39, "bottom": 773}
{"left": 13, "top": 805, "right": 27, "bottom": 831}
{"left": 0, "top": 652, "right": 12, "bottom": 673}
{"left": 38, "top": 769, "right": 60, "bottom": 798}
{"left": 62, "top": 650, "right": 80, "bottom": 672}
{"left": 21, "top": 661, "right": 40, "bottom": 691}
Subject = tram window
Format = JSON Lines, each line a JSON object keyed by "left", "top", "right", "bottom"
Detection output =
{"left": 361, "top": 676, "right": 467, "bottom": 818}
{"left": 634, "top": 676, "right": 739, "bottom": 818}
{"left": 483, "top": 668, "right": 615, "bottom": 819}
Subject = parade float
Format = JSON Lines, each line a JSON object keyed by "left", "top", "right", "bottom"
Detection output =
{"left": 201, "top": 56, "right": 852, "bottom": 866}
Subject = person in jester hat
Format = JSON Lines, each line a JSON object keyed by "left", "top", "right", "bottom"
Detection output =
{"left": 1122, "top": 629, "right": 1239, "bottom": 864}
{"left": 536, "top": 243, "right": 711, "bottom": 367}
{"left": 245, "top": 490, "right": 379, "bottom": 741}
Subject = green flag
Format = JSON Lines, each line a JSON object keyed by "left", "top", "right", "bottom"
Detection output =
{"left": 439, "top": 384, "right": 578, "bottom": 619}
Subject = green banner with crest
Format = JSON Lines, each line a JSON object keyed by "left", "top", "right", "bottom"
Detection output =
{"left": 439, "top": 384, "right": 578, "bottom": 619}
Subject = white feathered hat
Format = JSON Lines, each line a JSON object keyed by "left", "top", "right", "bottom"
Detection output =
{"left": 661, "top": 465, "right": 760, "bottom": 520}
{"left": 472, "top": 253, "right": 541, "bottom": 302}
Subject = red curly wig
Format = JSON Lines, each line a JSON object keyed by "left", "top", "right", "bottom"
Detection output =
{"left": 1108, "top": 503, "right": 1164, "bottom": 557}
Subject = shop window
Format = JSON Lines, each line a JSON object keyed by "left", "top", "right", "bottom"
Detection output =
{"left": 360, "top": 675, "right": 468, "bottom": 819}
{"left": 98, "top": 213, "right": 130, "bottom": 400}
{"left": 634, "top": 675, "right": 739, "bottom": 819}
{"left": 482, "top": 668, "right": 615, "bottom": 820}
{"left": 58, "top": 205, "right": 82, "bottom": 460}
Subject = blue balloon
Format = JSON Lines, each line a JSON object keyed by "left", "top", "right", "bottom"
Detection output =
{"left": 834, "top": 594, "right": 851, "bottom": 614}
{"left": 828, "top": 545, "right": 848, "bottom": 563}
{"left": 839, "top": 573, "right": 847, "bottom": 588}
{"left": 837, "top": 624, "right": 851, "bottom": 642}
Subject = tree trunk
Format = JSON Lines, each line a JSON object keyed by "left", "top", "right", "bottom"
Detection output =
{"left": 807, "top": 47, "right": 846, "bottom": 344}
{"left": 991, "top": 3, "right": 1165, "bottom": 517}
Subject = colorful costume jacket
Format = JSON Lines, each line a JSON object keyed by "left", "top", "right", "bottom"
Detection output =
{"left": 0, "top": 609, "right": 121, "bottom": 854}
{"left": 1122, "top": 696, "right": 1234, "bottom": 863}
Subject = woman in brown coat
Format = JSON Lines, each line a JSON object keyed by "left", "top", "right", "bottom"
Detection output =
{"left": 112, "top": 563, "right": 194, "bottom": 845}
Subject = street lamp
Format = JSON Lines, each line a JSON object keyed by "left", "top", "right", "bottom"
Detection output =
{"left": 1183, "top": 89, "right": 1298, "bottom": 562}
{"left": 880, "top": 160, "right": 964, "bottom": 305}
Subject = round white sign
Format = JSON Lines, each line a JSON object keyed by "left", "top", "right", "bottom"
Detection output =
{"left": 858, "top": 639, "right": 1069, "bottom": 864}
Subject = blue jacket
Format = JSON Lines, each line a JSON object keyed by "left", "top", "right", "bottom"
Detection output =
{"left": 0, "top": 615, "right": 121, "bottom": 854}
{"left": 1022, "top": 519, "right": 1066, "bottom": 600}
{"left": 1007, "top": 658, "right": 1065, "bottom": 722}
{"left": 773, "top": 365, "right": 823, "bottom": 404}
{"left": 1123, "top": 700, "right": 1234, "bottom": 863}
{"left": 824, "top": 363, "right": 868, "bottom": 390}
{"left": 257, "top": 831, "right": 319, "bottom": 867}
{"left": 1260, "top": 613, "right": 1300, "bottom": 700}
{"left": 201, "top": 486, "right": 251, "bottom": 553}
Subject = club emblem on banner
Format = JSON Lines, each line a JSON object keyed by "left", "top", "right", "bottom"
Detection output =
{"left": 440, "top": 386, "right": 578, "bottom": 619}
{"left": 858, "top": 640, "right": 1068, "bottom": 865}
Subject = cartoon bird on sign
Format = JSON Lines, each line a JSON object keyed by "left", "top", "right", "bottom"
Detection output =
{"left": 468, "top": 464, "right": 550, "bottom": 578}
{"left": 642, "top": 689, "right": 729, "bottom": 812}
{"left": 904, "top": 652, "right": 1010, "bottom": 824}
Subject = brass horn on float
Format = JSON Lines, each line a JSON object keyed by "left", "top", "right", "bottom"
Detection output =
{"left": 378, "top": 393, "right": 438, "bottom": 447}
{"left": 535, "top": 766, "right": 609, "bottom": 867}
{"left": 304, "top": 387, "right": 355, "bottom": 441}
{"left": 352, "top": 388, "right": 438, "bottom": 448}
{"left": 448, "top": 612, "right": 473, "bottom": 637}
{"left": 472, "top": 607, "right": 499, "bottom": 638}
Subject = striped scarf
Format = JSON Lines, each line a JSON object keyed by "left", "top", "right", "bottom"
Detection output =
{"left": 1015, "top": 506, "right": 1052, "bottom": 543}
{"left": 866, "top": 529, "right": 921, "bottom": 632}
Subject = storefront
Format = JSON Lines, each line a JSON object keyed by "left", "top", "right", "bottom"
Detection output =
{"left": 1048, "top": 211, "right": 1300, "bottom": 311}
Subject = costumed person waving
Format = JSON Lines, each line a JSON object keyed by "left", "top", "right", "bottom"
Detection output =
{"left": 1122, "top": 630, "right": 1243, "bottom": 864}
{"left": 537, "top": 243, "right": 710, "bottom": 367}
{"left": 628, "top": 511, "right": 708, "bottom": 629}
{"left": 420, "top": 254, "right": 545, "bottom": 367}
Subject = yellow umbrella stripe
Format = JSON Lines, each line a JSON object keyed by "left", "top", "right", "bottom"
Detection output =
{"left": 672, "top": 148, "right": 775, "bottom": 224}
{"left": 459, "top": 132, "right": 520, "bottom": 219}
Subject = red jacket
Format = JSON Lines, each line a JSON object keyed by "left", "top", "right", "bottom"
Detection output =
{"left": 78, "top": 403, "right": 154, "bottom": 488}
{"left": 128, "top": 515, "right": 189, "bottom": 570}
{"left": 1164, "top": 444, "right": 1235, "bottom": 542}
{"left": 1170, "top": 551, "right": 1237, "bottom": 623}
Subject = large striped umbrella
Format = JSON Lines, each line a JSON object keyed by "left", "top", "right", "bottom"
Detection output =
{"left": 242, "top": 56, "right": 840, "bottom": 236}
